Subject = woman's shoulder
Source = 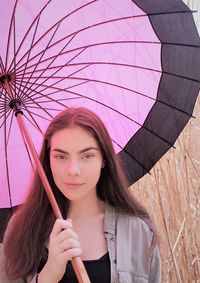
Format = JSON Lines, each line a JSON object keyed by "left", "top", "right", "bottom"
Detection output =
{"left": 119, "top": 211, "right": 152, "bottom": 234}
{"left": 106, "top": 206, "right": 154, "bottom": 249}
{"left": 105, "top": 204, "right": 155, "bottom": 247}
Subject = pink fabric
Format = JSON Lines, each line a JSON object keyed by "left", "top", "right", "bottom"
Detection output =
{"left": 0, "top": 0, "right": 161, "bottom": 207}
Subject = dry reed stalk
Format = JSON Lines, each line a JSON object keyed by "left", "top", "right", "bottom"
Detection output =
{"left": 131, "top": 96, "right": 200, "bottom": 283}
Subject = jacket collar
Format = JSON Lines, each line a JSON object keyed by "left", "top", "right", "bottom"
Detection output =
{"left": 103, "top": 203, "right": 117, "bottom": 235}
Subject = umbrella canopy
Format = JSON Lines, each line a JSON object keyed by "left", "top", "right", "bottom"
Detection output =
{"left": 0, "top": 0, "right": 200, "bottom": 239}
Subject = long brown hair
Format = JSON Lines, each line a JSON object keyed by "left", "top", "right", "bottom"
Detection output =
{"left": 3, "top": 107, "right": 156, "bottom": 279}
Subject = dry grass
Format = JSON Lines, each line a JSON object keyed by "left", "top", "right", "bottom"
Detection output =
{"left": 132, "top": 95, "right": 200, "bottom": 282}
{"left": 132, "top": 0, "right": 200, "bottom": 283}
{"left": 131, "top": 2, "right": 200, "bottom": 281}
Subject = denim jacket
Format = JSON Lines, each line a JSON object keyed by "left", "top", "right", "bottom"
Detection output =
{"left": 104, "top": 204, "right": 161, "bottom": 283}
{"left": 1, "top": 204, "right": 161, "bottom": 283}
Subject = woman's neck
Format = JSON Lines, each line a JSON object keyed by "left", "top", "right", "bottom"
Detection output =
{"left": 68, "top": 195, "right": 105, "bottom": 222}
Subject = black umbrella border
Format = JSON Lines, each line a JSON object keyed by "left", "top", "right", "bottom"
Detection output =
{"left": 119, "top": 0, "right": 200, "bottom": 184}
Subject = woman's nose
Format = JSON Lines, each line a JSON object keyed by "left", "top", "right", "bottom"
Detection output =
{"left": 67, "top": 160, "right": 81, "bottom": 176}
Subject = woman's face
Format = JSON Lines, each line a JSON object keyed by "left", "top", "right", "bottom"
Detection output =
{"left": 49, "top": 126, "right": 104, "bottom": 202}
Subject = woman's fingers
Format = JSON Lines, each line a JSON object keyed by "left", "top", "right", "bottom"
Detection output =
{"left": 49, "top": 218, "right": 81, "bottom": 257}
{"left": 60, "top": 237, "right": 81, "bottom": 251}
{"left": 57, "top": 227, "right": 79, "bottom": 244}
{"left": 50, "top": 218, "right": 72, "bottom": 238}
{"left": 63, "top": 247, "right": 82, "bottom": 260}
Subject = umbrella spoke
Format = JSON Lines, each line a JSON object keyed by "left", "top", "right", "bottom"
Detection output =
{"left": 13, "top": 14, "right": 17, "bottom": 98}
{"left": 21, "top": 34, "right": 82, "bottom": 100}
{"left": 5, "top": 0, "right": 18, "bottom": 71}
{"left": 19, "top": 20, "right": 64, "bottom": 100}
{"left": 16, "top": 70, "right": 194, "bottom": 119}
{"left": 13, "top": 79, "right": 76, "bottom": 112}
{"left": 70, "top": 75, "right": 195, "bottom": 117}
{"left": 7, "top": 0, "right": 54, "bottom": 73}
{"left": 16, "top": 60, "right": 161, "bottom": 80}
{"left": 22, "top": 104, "right": 52, "bottom": 131}
{"left": 13, "top": 40, "right": 160, "bottom": 75}
{"left": 10, "top": 82, "right": 55, "bottom": 121}
{"left": 9, "top": 11, "right": 147, "bottom": 74}
{"left": 112, "top": 139, "right": 149, "bottom": 173}
{"left": 0, "top": 56, "right": 5, "bottom": 74}
{"left": 9, "top": 9, "right": 195, "bottom": 75}
{"left": 8, "top": 0, "right": 97, "bottom": 74}
{"left": 17, "top": 16, "right": 41, "bottom": 99}
{"left": 0, "top": 109, "right": 12, "bottom": 129}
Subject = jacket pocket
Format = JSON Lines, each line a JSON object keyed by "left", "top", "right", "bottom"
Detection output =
{"left": 118, "top": 271, "right": 148, "bottom": 283}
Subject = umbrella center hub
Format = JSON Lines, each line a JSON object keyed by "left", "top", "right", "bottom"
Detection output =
{"left": 0, "top": 74, "right": 12, "bottom": 85}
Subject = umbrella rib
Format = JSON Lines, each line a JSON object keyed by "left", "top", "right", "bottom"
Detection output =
{"left": 8, "top": 12, "right": 151, "bottom": 73}
{"left": 19, "top": 20, "right": 64, "bottom": 100}
{"left": 0, "top": 56, "right": 7, "bottom": 76}
{"left": 21, "top": 105, "right": 64, "bottom": 112}
{"left": 113, "top": 139, "right": 149, "bottom": 173}
{"left": 22, "top": 105, "right": 52, "bottom": 126}
{"left": 13, "top": 14, "right": 17, "bottom": 98}
{"left": 9, "top": 8, "right": 195, "bottom": 75}
{"left": 8, "top": 0, "right": 97, "bottom": 73}
{"left": 7, "top": 0, "right": 54, "bottom": 73}
{"left": 17, "top": 16, "right": 41, "bottom": 99}
{"left": 23, "top": 96, "right": 81, "bottom": 106}
{"left": 21, "top": 33, "right": 80, "bottom": 100}
{"left": 68, "top": 75, "right": 197, "bottom": 117}
{"left": 5, "top": 0, "right": 18, "bottom": 71}
{"left": 14, "top": 40, "right": 161, "bottom": 75}
{"left": 10, "top": 82, "right": 54, "bottom": 123}
{"left": 15, "top": 64, "right": 90, "bottom": 103}
{"left": 0, "top": 56, "right": 5, "bottom": 74}
{"left": 13, "top": 37, "right": 200, "bottom": 79}
{"left": 0, "top": 88, "right": 8, "bottom": 103}
{"left": 14, "top": 76, "right": 83, "bottom": 104}
{"left": 15, "top": 78, "right": 177, "bottom": 148}
{"left": 13, "top": 79, "right": 76, "bottom": 110}
{"left": 0, "top": 109, "right": 12, "bottom": 129}
{"left": 16, "top": 71, "right": 194, "bottom": 119}
{"left": 21, "top": 48, "right": 87, "bottom": 100}
{"left": 17, "top": 60, "right": 161, "bottom": 78}
{"left": 21, "top": 112, "right": 49, "bottom": 129}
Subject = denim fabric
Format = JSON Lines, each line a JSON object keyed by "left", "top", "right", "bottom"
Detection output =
{"left": 104, "top": 204, "right": 161, "bottom": 283}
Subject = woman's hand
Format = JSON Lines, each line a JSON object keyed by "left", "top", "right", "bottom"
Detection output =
{"left": 38, "top": 219, "right": 82, "bottom": 283}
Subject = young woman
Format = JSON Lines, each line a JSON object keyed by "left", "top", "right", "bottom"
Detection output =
{"left": 2, "top": 107, "right": 161, "bottom": 283}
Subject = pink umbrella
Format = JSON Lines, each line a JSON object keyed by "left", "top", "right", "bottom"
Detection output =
{"left": 0, "top": 0, "right": 200, "bottom": 281}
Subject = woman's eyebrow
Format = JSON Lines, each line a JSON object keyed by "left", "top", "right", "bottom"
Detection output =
{"left": 51, "top": 147, "right": 99, "bottom": 154}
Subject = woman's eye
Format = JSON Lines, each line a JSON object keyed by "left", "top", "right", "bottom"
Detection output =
{"left": 82, "top": 153, "right": 94, "bottom": 159}
{"left": 55, "top": 154, "right": 67, "bottom": 160}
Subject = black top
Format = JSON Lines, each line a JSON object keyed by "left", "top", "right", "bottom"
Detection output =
{"left": 37, "top": 252, "right": 111, "bottom": 283}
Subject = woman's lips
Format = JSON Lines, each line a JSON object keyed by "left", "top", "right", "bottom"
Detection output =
{"left": 64, "top": 183, "right": 84, "bottom": 189}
